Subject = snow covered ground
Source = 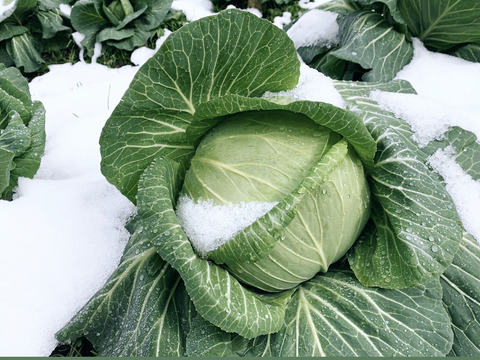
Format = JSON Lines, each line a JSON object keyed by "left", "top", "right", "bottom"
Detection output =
{"left": 0, "top": 0, "right": 479, "bottom": 356}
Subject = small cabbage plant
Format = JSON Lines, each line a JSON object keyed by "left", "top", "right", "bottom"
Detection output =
{"left": 0, "top": 64, "right": 45, "bottom": 199}
{"left": 179, "top": 110, "right": 370, "bottom": 292}
{"left": 70, "top": 0, "right": 173, "bottom": 58}
{"left": 0, "top": 0, "right": 73, "bottom": 72}
{"left": 56, "top": 9, "right": 480, "bottom": 357}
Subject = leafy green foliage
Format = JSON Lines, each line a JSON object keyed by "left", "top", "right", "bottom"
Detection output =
{"left": 301, "top": 0, "right": 480, "bottom": 81}
{"left": 398, "top": 0, "right": 480, "bottom": 52}
{"left": 0, "top": 64, "right": 45, "bottom": 199}
{"left": 333, "top": 80, "right": 462, "bottom": 288}
{"left": 185, "top": 267, "right": 453, "bottom": 357}
{"left": 450, "top": 43, "right": 480, "bottom": 63}
{"left": 70, "top": 0, "right": 173, "bottom": 58}
{"left": 0, "top": 0, "right": 73, "bottom": 72}
{"left": 331, "top": 11, "right": 413, "bottom": 82}
{"left": 56, "top": 217, "right": 194, "bottom": 356}
{"left": 99, "top": 9, "right": 300, "bottom": 202}
{"left": 441, "top": 232, "right": 480, "bottom": 356}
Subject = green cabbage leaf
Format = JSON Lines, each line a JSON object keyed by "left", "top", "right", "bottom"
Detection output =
{"left": 0, "top": 0, "right": 73, "bottom": 72}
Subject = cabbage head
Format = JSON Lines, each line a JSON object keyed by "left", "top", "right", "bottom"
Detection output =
{"left": 181, "top": 110, "right": 370, "bottom": 291}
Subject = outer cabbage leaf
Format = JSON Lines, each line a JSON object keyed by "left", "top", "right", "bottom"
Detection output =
{"left": 398, "top": 0, "right": 480, "bottom": 52}
{"left": 56, "top": 218, "right": 194, "bottom": 357}
{"left": 334, "top": 80, "right": 462, "bottom": 288}
{"left": 69, "top": 1, "right": 108, "bottom": 34}
{"left": 137, "top": 156, "right": 293, "bottom": 339}
{"left": 100, "top": 9, "right": 301, "bottom": 202}
{"left": 0, "top": 0, "right": 71, "bottom": 72}
{"left": 0, "top": 111, "right": 31, "bottom": 156}
{"left": 10, "top": 101, "right": 46, "bottom": 179}
{"left": 0, "top": 65, "right": 32, "bottom": 109}
{"left": 185, "top": 315, "right": 236, "bottom": 357}
{"left": 0, "top": 23, "right": 28, "bottom": 43}
{"left": 354, "top": 0, "right": 405, "bottom": 24}
{"left": 268, "top": 269, "right": 452, "bottom": 356}
{"left": 315, "top": 0, "right": 360, "bottom": 15}
{"left": 35, "top": 7, "right": 70, "bottom": 39}
{"left": 0, "top": 148, "right": 15, "bottom": 195}
{"left": 441, "top": 232, "right": 480, "bottom": 356}
{"left": 331, "top": 11, "right": 413, "bottom": 82}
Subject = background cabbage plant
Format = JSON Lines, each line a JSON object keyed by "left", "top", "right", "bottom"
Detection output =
{"left": 69, "top": 0, "right": 173, "bottom": 58}
{"left": 0, "top": 0, "right": 73, "bottom": 72}
{"left": 55, "top": 9, "right": 480, "bottom": 357}
{"left": 0, "top": 64, "right": 45, "bottom": 199}
{"left": 295, "top": 0, "right": 480, "bottom": 81}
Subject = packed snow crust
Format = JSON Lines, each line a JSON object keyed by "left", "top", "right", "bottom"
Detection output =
{"left": 171, "top": 0, "right": 214, "bottom": 21}
{"left": 176, "top": 195, "right": 277, "bottom": 256}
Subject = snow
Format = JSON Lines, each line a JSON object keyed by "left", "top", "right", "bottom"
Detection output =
{"left": 0, "top": 62, "right": 141, "bottom": 355}
{"left": 263, "top": 63, "right": 346, "bottom": 108}
{"left": 171, "top": 0, "right": 214, "bottom": 21}
{"left": 371, "top": 39, "right": 480, "bottom": 147}
{"left": 131, "top": 29, "right": 172, "bottom": 67}
{"left": 58, "top": 3, "right": 71, "bottom": 16}
{"left": 287, "top": 9, "right": 339, "bottom": 48}
{"left": 370, "top": 39, "right": 480, "bottom": 243}
{"left": 176, "top": 195, "right": 277, "bottom": 257}
{"left": 428, "top": 148, "right": 480, "bottom": 242}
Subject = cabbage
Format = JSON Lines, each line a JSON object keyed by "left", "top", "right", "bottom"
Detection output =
{"left": 57, "top": 9, "right": 477, "bottom": 357}
{"left": 182, "top": 110, "right": 370, "bottom": 291}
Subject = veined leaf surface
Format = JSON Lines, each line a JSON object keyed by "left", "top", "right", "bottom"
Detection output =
{"left": 334, "top": 80, "right": 462, "bottom": 288}
{"left": 422, "top": 126, "right": 480, "bottom": 181}
{"left": 441, "top": 232, "right": 480, "bottom": 356}
{"left": 190, "top": 268, "right": 453, "bottom": 357}
{"left": 100, "top": 9, "right": 300, "bottom": 202}
{"left": 269, "top": 269, "right": 452, "bottom": 356}
{"left": 450, "top": 43, "right": 480, "bottom": 63}
{"left": 137, "top": 156, "right": 292, "bottom": 339}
